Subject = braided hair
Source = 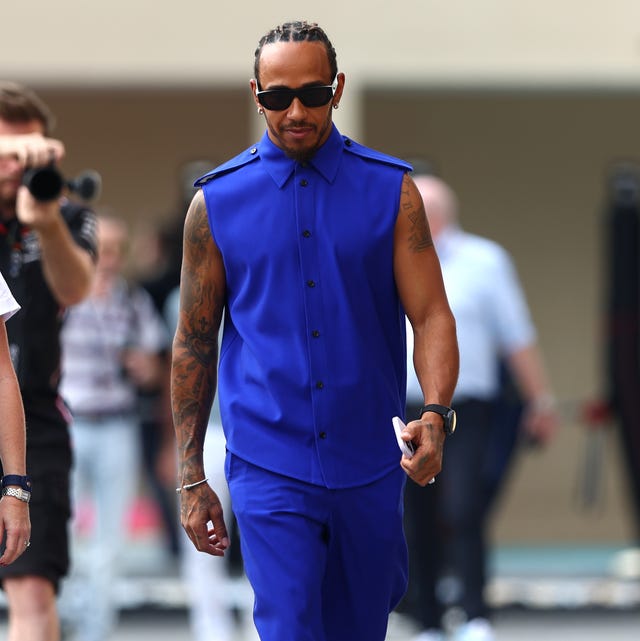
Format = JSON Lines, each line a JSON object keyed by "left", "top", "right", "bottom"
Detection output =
{"left": 253, "top": 21, "right": 338, "bottom": 86}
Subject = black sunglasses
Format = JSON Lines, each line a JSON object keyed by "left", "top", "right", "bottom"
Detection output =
{"left": 256, "top": 79, "right": 337, "bottom": 111}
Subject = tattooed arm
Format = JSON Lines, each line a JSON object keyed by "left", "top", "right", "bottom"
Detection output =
{"left": 393, "top": 172, "right": 459, "bottom": 486}
{"left": 171, "top": 190, "right": 229, "bottom": 555}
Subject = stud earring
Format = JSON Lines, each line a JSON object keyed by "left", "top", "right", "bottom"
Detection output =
{"left": 332, "top": 103, "right": 339, "bottom": 110}
{"left": 258, "top": 107, "right": 264, "bottom": 115}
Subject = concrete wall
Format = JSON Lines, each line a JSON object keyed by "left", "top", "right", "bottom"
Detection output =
{"left": 3, "top": 1, "right": 640, "bottom": 87}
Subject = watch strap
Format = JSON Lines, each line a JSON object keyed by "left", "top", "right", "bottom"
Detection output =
{"left": 418, "top": 404, "right": 450, "bottom": 418}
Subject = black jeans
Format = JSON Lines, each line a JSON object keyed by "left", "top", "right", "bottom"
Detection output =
{"left": 403, "top": 399, "right": 497, "bottom": 629}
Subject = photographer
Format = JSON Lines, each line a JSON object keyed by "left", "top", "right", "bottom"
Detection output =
{"left": 0, "top": 81, "right": 96, "bottom": 641}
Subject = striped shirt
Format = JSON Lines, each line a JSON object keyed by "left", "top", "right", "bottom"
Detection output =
{"left": 60, "top": 278, "right": 169, "bottom": 416}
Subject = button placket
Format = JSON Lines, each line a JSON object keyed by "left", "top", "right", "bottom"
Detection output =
{"left": 295, "top": 168, "right": 329, "bottom": 446}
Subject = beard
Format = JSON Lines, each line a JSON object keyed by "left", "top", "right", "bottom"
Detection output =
{"left": 267, "top": 111, "right": 333, "bottom": 164}
{"left": 282, "top": 142, "right": 317, "bottom": 164}
{"left": 0, "top": 182, "right": 18, "bottom": 218}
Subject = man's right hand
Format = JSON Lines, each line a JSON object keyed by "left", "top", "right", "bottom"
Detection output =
{"left": 179, "top": 483, "right": 230, "bottom": 556}
{"left": 0, "top": 133, "right": 65, "bottom": 167}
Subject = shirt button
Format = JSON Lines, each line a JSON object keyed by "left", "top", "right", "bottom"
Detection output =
{"left": 302, "top": 230, "right": 312, "bottom": 238}
{"left": 250, "top": 147, "right": 258, "bottom": 154}
{"left": 319, "top": 432, "right": 327, "bottom": 439}
{"left": 312, "top": 330, "right": 320, "bottom": 338}
{"left": 300, "top": 179, "right": 308, "bottom": 187}
{"left": 316, "top": 381, "right": 324, "bottom": 389}
{"left": 307, "top": 280, "right": 316, "bottom": 288}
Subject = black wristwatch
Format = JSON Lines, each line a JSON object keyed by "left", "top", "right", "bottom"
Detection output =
{"left": 418, "top": 404, "right": 457, "bottom": 436}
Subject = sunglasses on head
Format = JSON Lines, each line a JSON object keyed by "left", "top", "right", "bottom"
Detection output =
{"left": 256, "top": 78, "right": 337, "bottom": 111}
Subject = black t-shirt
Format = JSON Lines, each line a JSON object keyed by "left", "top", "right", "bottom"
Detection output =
{"left": 0, "top": 200, "right": 97, "bottom": 447}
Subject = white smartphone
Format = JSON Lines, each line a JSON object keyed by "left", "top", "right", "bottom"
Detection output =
{"left": 392, "top": 416, "right": 436, "bottom": 484}
{"left": 392, "top": 416, "right": 415, "bottom": 459}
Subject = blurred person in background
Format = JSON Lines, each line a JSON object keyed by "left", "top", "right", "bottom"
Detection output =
{"left": 0, "top": 81, "right": 96, "bottom": 641}
{"left": 403, "top": 173, "right": 559, "bottom": 641}
{"left": 600, "top": 165, "right": 640, "bottom": 577}
{"left": 171, "top": 20, "right": 458, "bottom": 641}
{"left": 0, "top": 271, "right": 31, "bottom": 567}
{"left": 130, "top": 217, "right": 184, "bottom": 560}
{"left": 58, "top": 213, "right": 169, "bottom": 641}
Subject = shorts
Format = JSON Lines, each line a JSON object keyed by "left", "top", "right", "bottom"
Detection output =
{"left": 0, "top": 442, "right": 72, "bottom": 593}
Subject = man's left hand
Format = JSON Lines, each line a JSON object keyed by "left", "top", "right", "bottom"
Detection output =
{"left": 400, "top": 417, "right": 445, "bottom": 486}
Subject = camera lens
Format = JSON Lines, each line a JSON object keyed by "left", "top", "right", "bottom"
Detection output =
{"left": 22, "top": 165, "right": 64, "bottom": 202}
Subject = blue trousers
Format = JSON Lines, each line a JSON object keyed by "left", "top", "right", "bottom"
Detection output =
{"left": 226, "top": 454, "right": 408, "bottom": 641}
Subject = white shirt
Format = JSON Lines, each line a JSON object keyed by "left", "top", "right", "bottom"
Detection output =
{"left": 60, "top": 278, "right": 169, "bottom": 414}
{"left": 407, "top": 226, "right": 535, "bottom": 403}
{"left": 0, "top": 272, "right": 20, "bottom": 322}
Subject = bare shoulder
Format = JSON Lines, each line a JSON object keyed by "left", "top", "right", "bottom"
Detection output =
{"left": 397, "top": 173, "right": 433, "bottom": 253}
{"left": 184, "top": 190, "right": 211, "bottom": 247}
{"left": 182, "top": 190, "right": 221, "bottom": 270}
{"left": 179, "top": 189, "right": 225, "bottom": 327}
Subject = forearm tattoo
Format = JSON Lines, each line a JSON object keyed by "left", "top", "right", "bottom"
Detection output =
{"left": 172, "top": 195, "right": 224, "bottom": 474}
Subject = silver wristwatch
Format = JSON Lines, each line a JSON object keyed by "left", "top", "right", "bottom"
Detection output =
{"left": 2, "top": 486, "right": 31, "bottom": 503}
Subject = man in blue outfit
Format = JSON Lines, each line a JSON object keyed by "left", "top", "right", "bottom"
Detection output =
{"left": 171, "top": 21, "right": 459, "bottom": 641}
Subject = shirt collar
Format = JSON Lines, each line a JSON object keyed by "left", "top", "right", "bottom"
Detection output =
{"left": 257, "top": 124, "right": 344, "bottom": 188}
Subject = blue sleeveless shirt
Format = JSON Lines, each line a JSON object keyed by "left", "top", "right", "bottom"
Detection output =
{"left": 196, "top": 125, "right": 412, "bottom": 488}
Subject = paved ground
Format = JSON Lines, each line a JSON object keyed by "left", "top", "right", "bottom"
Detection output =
{"left": 1, "top": 607, "right": 638, "bottom": 641}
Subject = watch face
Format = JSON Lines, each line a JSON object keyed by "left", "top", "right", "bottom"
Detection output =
{"left": 447, "top": 409, "right": 457, "bottom": 434}
{"left": 2, "top": 486, "right": 30, "bottom": 502}
{"left": 420, "top": 405, "right": 457, "bottom": 435}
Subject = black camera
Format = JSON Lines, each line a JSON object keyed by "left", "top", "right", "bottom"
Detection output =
{"left": 22, "top": 164, "right": 101, "bottom": 202}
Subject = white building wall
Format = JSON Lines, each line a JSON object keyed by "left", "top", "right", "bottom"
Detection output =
{"left": 2, "top": 1, "right": 640, "bottom": 88}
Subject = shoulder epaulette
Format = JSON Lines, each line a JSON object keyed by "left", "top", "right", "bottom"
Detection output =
{"left": 194, "top": 144, "right": 261, "bottom": 187}
{"left": 342, "top": 137, "right": 413, "bottom": 172}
